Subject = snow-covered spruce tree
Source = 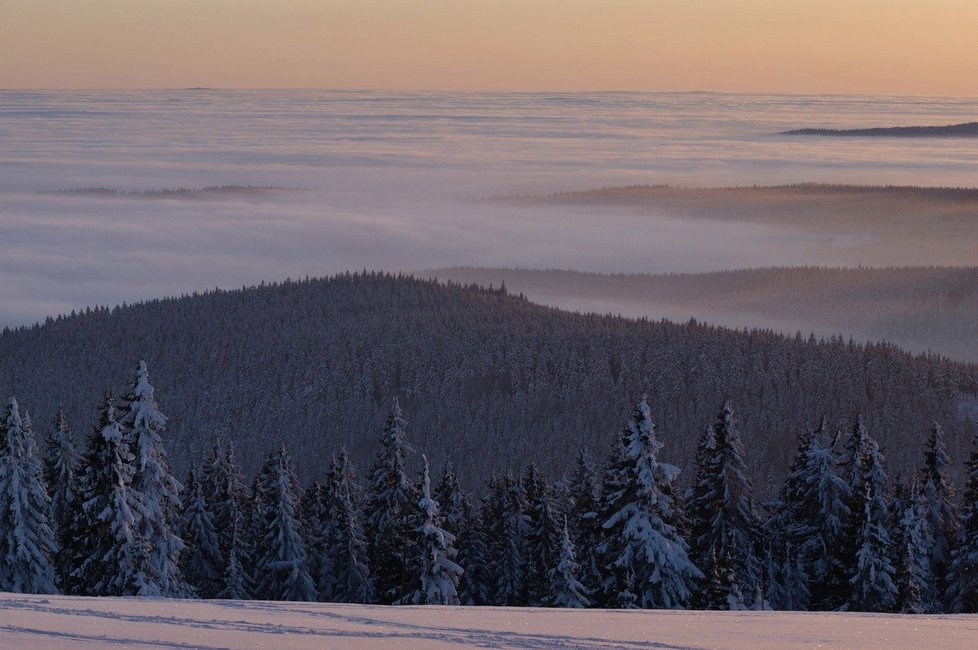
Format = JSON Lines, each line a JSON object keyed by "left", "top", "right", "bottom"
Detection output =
{"left": 201, "top": 438, "right": 248, "bottom": 573}
{"left": 847, "top": 429, "right": 897, "bottom": 613}
{"left": 594, "top": 430, "right": 631, "bottom": 607}
{"left": 568, "top": 447, "right": 601, "bottom": 593}
{"left": 524, "top": 463, "right": 562, "bottom": 606}
{"left": 301, "top": 479, "right": 329, "bottom": 600}
{"left": 327, "top": 449, "right": 375, "bottom": 604}
{"left": 456, "top": 496, "right": 491, "bottom": 605}
{"left": 598, "top": 397, "right": 701, "bottom": 609}
{"left": 0, "top": 397, "right": 58, "bottom": 593}
{"left": 894, "top": 481, "right": 936, "bottom": 614}
{"left": 765, "top": 542, "right": 810, "bottom": 611}
{"left": 217, "top": 509, "right": 250, "bottom": 600}
{"left": 43, "top": 405, "right": 79, "bottom": 538}
{"left": 70, "top": 396, "right": 153, "bottom": 596}
{"left": 436, "top": 461, "right": 490, "bottom": 605}
{"left": 546, "top": 517, "right": 590, "bottom": 608}
{"left": 409, "top": 455, "right": 463, "bottom": 605}
{"left": 920, "top": 423, "right": 957, "bottom": 609}
{"left": 493, "top": 471, "right": 529, "bottom": 606}
{"left": 947, "top": 434, "right": 978, "bottom": 612}
{"left": 119, "top": 360, "right": 188, "bottom": 597}
{"left": 777, "top": 424, "right": 850, "bottom": 610}
{"left": 254, "top": 447, "right": 316, "bottom": 601}
{"left": 365, "top": 398, "right": 415, "bottom": 604}
{"left": 687, "top": 402, "right": 760, "bottom": 606}
{"left": 179, "top": 465, "right": 222, "bottom": 597}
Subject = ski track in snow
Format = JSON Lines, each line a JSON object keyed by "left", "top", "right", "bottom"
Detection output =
{"left": 2, "top": 594, "right": 978, "bottom": 649}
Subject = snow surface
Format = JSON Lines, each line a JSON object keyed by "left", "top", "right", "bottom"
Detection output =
{"left": 1, "top": 594, "right": 977, "bottom": 649}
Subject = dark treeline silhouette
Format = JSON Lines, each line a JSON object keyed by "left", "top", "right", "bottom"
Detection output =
{"left": 0, "top": 273, "right": 974, "bottom": 495}
{"left": 782, "top": 122, "right": 978, "bottom": 137}
{"left": 4, "top": 362, "right": 978, "bottom": 615}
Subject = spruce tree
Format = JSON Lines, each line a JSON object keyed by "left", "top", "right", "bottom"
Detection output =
{"left": 217, "top": 511, "right": 250, "bottom": 600}
{"left": 920, "top": 423, "right": 957, "bottom": 609}
{"left": 201, "top": 438, "right": 248, "bottom": 571}
{"left": 494, "top": 471, "right": 529, "bottom": 606}
{"left": 366, "top": 398, "right": 414, "bottom": 604}
{"left": 947, "top": 434, "right": 978, "bottom": 612}
{"left": 524, "top": 464, "right": 562, "bottom": 606}
{"left": 43, "top": 405, "right": 79, "bottom": 545}
{"left": 70, "top": 397, "right": 153, "bottom": 596}
{"left": 547, "top": 517, "right": 589, "bottom": 608}
{"left": 0, "top": 397, "right": 58, "bottom": 594}
{"left": 688, "top": 402, "right": 760, "bottom": 603}
{"left": 327, "top": 449, "right": 375, "bottom": 604}
{"left": 410, "top": 455, "right": 463, "bottom": 605}
{"left": 567, "top": 447, "right": 601, "bottom": 593}
{"left": 120, "top": 360, "right": 188, "bottom": 597}
{"left": 847, "top": 429, "right": 897, "bottom": 613}
{"left": 894, "top": 482, "right": 935, "bottom": 614}
{"left": 594, "top": 431, "right": 631, "bottom": 607}
{"left": 456, "top": 498, "right": 491, "bottom": 605}
{"left": 598, "top": 397, "right": 701, "bottom": 609}
{"left": 301, "top": 479, "right": 329, "bottom": 600}
{"left": 179, "top": 465, "right": 222, "bottom": 597}
{"left": 254, "top": 447, "right": 316, "bottom": 601}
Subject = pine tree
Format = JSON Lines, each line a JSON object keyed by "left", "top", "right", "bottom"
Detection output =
{"left": 120, "top": 360, "right": 188, "bottom": 597}
{"left": 365, "top": 398, "right": 414, "bottom": 604}
{"left": 0, "top": 397, "right": 58, "bottom": 594}
{"left": 687, "top": 402, "right": 760, "bottom": 604}
{"left": 327, "top": 450, "right": 374, "bottom": 604}
{"left": 546, "top": 516, "right": 590, "bottom": 608}
{"left": 847, "top": 429, "right": 897, "bottom": 613}
{"left": 179, "top": 465, "right": 222, "bottom": 597}
{"left": 69, "top": 396, "right": 153, "bottom": 596}
{"left": 947, "top": 434, "right": 978, "bottom": 612}
{"left": 254, "top": 447, "right": 317, "bottom": 601}
{"left": 598, "top": 397, "right": 701, "bottom": 609}
{"left": 920, "top": 423, "right": 957, "bottom": 609}
{"left": 410, "top": 455, "right": 463, "bottom": 605}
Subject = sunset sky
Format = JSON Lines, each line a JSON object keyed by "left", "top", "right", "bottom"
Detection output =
{"left": 2, "top": 0, "right": 977, "bottom": 95}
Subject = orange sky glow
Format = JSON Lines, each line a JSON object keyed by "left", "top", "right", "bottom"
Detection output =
{"left": 2, "top": 0, "right": 977, "bottom": 95}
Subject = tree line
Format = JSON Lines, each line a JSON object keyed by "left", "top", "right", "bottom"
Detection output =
{"left": 2, "top": 359, "right": 977, "bottom": 613}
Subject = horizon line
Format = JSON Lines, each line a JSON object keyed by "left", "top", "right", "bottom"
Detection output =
{"left": 3, "top": 87, "right": 978, "bottom": 101}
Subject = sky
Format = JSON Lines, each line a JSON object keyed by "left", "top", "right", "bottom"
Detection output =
{"left": 2, "top": 0, "right": 977, "bottom": 95}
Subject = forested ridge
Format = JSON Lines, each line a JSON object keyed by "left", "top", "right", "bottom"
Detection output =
{"left": 427, "top": 266, "right": 978, "bottom": 362}
{"left": 0, "top": 272, "right": 974, "bottom": 491}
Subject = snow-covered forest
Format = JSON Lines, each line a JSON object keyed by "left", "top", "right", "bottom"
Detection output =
{"left": 0, "top": 273, "right": 974, "bottom": 492}
{"left": 3, "top": 359, "right": 978, "bottom": 616}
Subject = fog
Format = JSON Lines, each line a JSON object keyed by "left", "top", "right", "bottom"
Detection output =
{"left": 4, "top": 90, "right": 978, "bottom": 326}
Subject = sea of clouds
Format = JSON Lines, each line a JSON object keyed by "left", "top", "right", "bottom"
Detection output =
{"left": 3, "top": 90, "right": 978, "bottom": 326}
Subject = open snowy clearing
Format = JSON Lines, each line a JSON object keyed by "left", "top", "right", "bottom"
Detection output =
{"left": 1, "top": 594, "right": 977, "bottom": 649}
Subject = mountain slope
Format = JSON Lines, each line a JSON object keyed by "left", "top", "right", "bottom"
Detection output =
{"left": 424, "top": 266, "right": 978, "bottom": 362}
{"left": 0, "top": 273, "right": 973, "bottom": 489}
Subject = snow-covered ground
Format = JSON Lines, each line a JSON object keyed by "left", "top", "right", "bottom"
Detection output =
{"left": 1, "top": 594, "right": 977, "bottom": 649}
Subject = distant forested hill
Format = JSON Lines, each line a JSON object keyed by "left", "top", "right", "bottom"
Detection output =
{"left": 782, "top": 122, "right": 978, "bottom": 137}
{"left": 424, "top": 266, "right": 978, "bottom": 363}
{"left": 1, "top": 273, "right": 974, "bottom": 493}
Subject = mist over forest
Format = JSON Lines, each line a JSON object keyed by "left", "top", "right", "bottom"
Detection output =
{"left": 425, "top": 265, "right": 978, "bottom": 363}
